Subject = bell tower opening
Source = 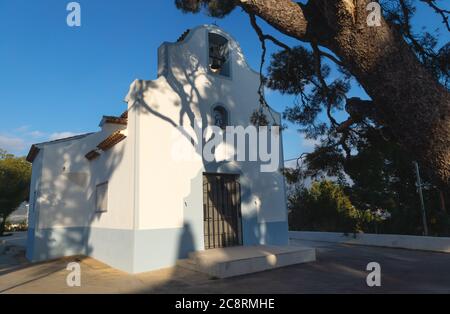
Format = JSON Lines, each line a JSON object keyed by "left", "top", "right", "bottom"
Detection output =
{"left": 208, "top": 33, "right": 230, "bottom": 77}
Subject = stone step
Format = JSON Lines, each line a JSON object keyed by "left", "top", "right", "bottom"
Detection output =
{"left": 179, "top": 245, "right": 316, "bottom": 279}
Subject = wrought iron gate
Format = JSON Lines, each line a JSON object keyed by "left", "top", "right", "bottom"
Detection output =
{"left": 203, "top": 173, "right": 242, "bottom": 249}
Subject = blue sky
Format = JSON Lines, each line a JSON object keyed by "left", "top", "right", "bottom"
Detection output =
{"left": 0, "top": 0, "right": 448, "bottom": 160}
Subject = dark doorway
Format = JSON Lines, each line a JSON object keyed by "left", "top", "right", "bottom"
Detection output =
{"left": 203, "top": 173, "right": 242, "bottom": 249}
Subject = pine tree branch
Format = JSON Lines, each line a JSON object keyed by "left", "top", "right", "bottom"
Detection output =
{"left": 419, "top": 0, "right": 450, "bottom": 32}
{"left": 318, "top": 50, "right": 344, "bottom": 67}
{"left": 248, "top": 13, "right": 278, "bottom": 124}
{"left": 238, "top": 0, "right": 310, "bottom": 41}
{"left": 247, "top": 10, "right": 291, "bottom": 51}
{"left": 311, "top": 41, "right": 339, "bottom": 128}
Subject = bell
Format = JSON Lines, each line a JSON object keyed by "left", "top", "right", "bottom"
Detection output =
{"left": 210, "top": 57, "right": 223, "bottom": 72}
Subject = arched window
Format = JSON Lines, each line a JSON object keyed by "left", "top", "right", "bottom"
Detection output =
{"left": 213, "top": 105, "right": 228, "bottom": 129}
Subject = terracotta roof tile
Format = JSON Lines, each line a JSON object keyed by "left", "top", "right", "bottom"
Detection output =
{"left": 102, "top": 115, "right": 128, "bottom": 125}
{"left": 85, "top": 150, "right": 101, "bottom": 161}
{"left": 97, "top": 131, "right": 126, "bottom": 151}
{"left": 177, "top": 29, "right": 190, "bottom": 42}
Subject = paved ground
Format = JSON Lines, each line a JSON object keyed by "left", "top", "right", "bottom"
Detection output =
{"left": 0, "top": 232, "right": 27, "bottom": 272}
{"left": 0, "top": 232, "right": 27, "bottom": 247}
{"left": 1, "top": 235, "right": 449, "bottom": 293}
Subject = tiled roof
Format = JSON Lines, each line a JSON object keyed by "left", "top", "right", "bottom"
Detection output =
{"left": 26, "top": 145, "right": 40, "bottom": 163}
{"left": 85, "top": 150, "right": 101, "bottom": 161}
{"left": 102, "top": 115, "right": 128, "bottom": 125}
{"left": 177, "top": 29, "right": 190, "bottom": 42}
{"left": 97, "top": 131, "right": 126, "bottom": 151}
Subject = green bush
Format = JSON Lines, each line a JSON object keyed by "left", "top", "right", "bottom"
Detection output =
{"left": 288, "top": 180, "right": 378, "bottom": 233}
{"left": 0, "top": 149, "right": 31, "bottom": 236}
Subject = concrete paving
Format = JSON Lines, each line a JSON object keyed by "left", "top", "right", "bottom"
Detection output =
{"left": 1, "top": 237, "right": 450, "bottom": 293}
{"left": 0, "top": 232, "right": 28, "bottom": 274}
{"left": 1, "top": 232, "right": 27, "bottom": 247}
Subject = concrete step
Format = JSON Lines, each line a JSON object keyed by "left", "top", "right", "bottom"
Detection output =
{"left": 179, "top": 245, "right": 316, "bottom": 278}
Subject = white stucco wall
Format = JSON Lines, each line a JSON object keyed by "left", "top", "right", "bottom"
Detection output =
{"left": 33, "top": 126, "right": 133, "bottom": 230}
{"left": 27, "top": 121, "right": 135, "bottom": 265}
{"left": 127, "top": 25, "right": 288, "bottom": 250}
{"left": 27, "top": 25, "right": 290, "bottom": 273}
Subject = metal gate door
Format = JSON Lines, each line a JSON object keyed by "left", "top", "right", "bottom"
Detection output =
{"left": 203, "top": 173, "right": 242, "bottom": 249}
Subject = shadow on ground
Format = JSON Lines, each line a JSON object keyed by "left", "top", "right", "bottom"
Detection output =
{"left": 1, "top": 240, "right": 450, "bottom": 294}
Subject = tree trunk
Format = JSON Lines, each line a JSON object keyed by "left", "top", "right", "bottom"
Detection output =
{"left": 440, "top": 190, "right": 447, "bottom": 213}
{"left": 239, "top": 0, "right": 450, "bottom": 190}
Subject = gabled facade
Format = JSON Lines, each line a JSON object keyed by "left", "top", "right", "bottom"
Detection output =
{"left": 26, "top": 25, "right": 289, "bottom": 273}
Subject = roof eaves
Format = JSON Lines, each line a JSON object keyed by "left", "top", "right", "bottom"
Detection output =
{"left": 32, "top": 133, "right": 93, "bottom": 147}
{"left": 26, "top": 145, "right": 40, "bottom": 163}
{"left": 97, "top": 131, "right": 127, "bottom": 151}
{"left": 26, "top": 132, "right": 93, "bottom": 163}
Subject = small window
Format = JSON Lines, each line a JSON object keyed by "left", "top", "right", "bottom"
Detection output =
{"left": 213, "top": 105, "right": 228, "bottom": 129}
{"left": 95, "top": 182, "right": 108, "bottom": 213}
{"left": 208, "top": 33, "right": 230, "bottom": 77}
